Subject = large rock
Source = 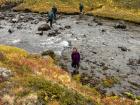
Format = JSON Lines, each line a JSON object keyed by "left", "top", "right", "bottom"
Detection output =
{"left": 80, "top": 62, "right": 89, "bottom": 70}
{"left": 8, "top": 29, "right": 14, "bottom": 34}
{"left": 118, "top": 46, "right": 129, "bottom": 52}
{"left": 127, "top": 58, "right": 140, "bottom": 66}
{"left": 41, "top": 50, "right": 55, "bottom": 59}
{"left": 38, "top": 24, "right": 51, "bottom": 31}
{"left": 0, "top": 13, "right": 5, "bottom": 20}
{"left": 0, "top": 68, "right": 12, "bottom": 82}
{"left": 0, "top": 2, "right": 17, "bottom": 10}
{"left": 48, "top": 30, "right": 61, "bottom": 37}
{"left": 65, "top": 25, "right": 71, "bottom": 29}
{"left": 48, "top": 31, "right": 57, "bottom": 37}
{"left": 114, "top": 21, "right": 126, "bottom": 29}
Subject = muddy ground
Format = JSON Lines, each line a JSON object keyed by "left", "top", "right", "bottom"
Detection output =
{"left": 0, "top": 11, "right": 140, "bottom": 97}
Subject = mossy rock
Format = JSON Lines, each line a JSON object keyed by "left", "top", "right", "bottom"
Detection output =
{"left": 102, "top": 76, "right": 119, "bottom": 88}
{"left": 41, "top": 50, "right": 56, "bottom": 59}
{"left": 0, "top": 52, "right": 5, "bottom": 61}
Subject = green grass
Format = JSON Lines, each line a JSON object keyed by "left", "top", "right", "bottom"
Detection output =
{"left": 23, "top": 76, "right": 93, "bottom": 105}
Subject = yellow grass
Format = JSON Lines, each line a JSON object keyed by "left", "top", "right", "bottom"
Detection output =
{"left": 0, "top": 0, "right": 140, "bottom": 22}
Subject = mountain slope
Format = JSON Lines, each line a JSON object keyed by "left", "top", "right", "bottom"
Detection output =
{"left": 0, "top": 0, "right": 140, "bottom": 23}
{"left": 0, "top": 45, "right": 138, "bottom": 105}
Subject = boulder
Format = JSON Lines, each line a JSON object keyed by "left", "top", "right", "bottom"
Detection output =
{"left": 65, "top": 25, "right": 71, "bottom": 29}
{"left": 0, "top": 2, "right": 17, "bottom": 10}
{"left": 127, "top": 58, "right": 140, "bottom": 66}
{"left": 101, "top": 29, "right": 106, "bottom": 32}
{"left": 88, "top": 23, "right": 93, "bottom": 26}
{"left": 114, "top": 21, "right": 126, "bottom": 29}
{"left": 11, "top": 18, "right": 18, "bottom": 23}
{"left": 41, "top": 50, "right": 55, "bottom": 59}
{"left": 17, "top": 24, "right": 22, "bottom": 30}
{"left": 80, "top": 62, "right": 89, "bottom": 70}
{"left": 0, "top": 68, "right": 12, "bottom": 82}
{"left": 8, "top": 29, "right": 14, "bottom": 34}
{"left": 31, "top": 19, "right": 39, "bottom": 24}
{"left": 97, "top": 22, "right": 103, "bottom": 26}
{"left": 0, "top": 13, "right": 5, "bottom": 20}
{"left": 36, "top": 31, "right": 43, "bottom": 36}
{"left": 48, "top": 31, "right": 56, "bottom": 37}
{"left": 48, "top": 30, "right": 61, "bottom": 37}
{"left": 118, "top": 46, "right": 128, "bottom": 52}
{"left": 38, "top": 24, "right": 51, "bottom": 31}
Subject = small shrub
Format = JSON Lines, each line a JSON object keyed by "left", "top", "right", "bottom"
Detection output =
{"left": 102, "top": 76, "right": 119, "bottom": 88}
{"left": 0, "top": 52, "right": 5, "bottom": 61}
{"left": 25, "top": 76, "right": 91, "bottom": 105}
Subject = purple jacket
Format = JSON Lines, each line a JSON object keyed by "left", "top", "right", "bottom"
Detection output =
{"left": 71, "top": 52, "right": 80, "bottom": 64}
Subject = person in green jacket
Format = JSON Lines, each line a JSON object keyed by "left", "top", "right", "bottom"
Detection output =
{"left": 47, "top": 10, "right": 54, "bottom": 27}
{"left": 52, "top": 5, "right": 57, "bottom": 20}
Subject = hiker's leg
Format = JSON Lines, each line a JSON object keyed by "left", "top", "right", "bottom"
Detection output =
{"left": 76, "top": 63, "right": 80, "bottom": 69}
{"left": 54, "top": 13, "right": 56, "bottom": 20}
{"left": 50, "top": 19, "right": 53, "bottom": 27}
{"left": 47, "top": 19, "right": 50, "bottom": 23}
{"left": 71, "top": 62, "right": 76, "bottom": 68}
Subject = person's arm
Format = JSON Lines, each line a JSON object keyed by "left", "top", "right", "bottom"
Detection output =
{"left": 56, "top": 8, "right": 57, "bottom": 13}
{"left": 71, "top": 53, "right": 73, "bottom": 61}
{"left": 78, "top": 53, "right": 80, "bottom": 63}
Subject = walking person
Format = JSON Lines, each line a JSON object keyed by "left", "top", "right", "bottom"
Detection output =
{"left": 79, "top": 2, "right": 84, "bottom": 14}
{"left": 52, "top": 5, "right": 57, "bottom": 20}
{"left": 71, "top": 47, "right": 80, "bottom": 74}
{"left": 47, "top": 10, "right": 54, "bottom": 27}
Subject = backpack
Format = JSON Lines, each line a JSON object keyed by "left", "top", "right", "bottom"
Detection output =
{"left": 48, "top": 11, "right": 54, "bottom": 20}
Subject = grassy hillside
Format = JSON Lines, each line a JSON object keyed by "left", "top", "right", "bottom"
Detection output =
{"left": 0, "top": 0, "right": 140, "bottom": 23}
{"left": 0, "top": 45, "right": 139, "bottom": 105}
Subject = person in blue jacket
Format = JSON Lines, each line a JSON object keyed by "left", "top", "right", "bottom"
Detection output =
{"left": 47, "top": 10, "right": 54, "bottom": 27}
{"left": 52, "top": 5, "right": 57, "bottom": 20}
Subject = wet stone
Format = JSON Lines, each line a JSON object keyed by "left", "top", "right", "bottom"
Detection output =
{"left": 80, "top": 62, "right": 89, "bottom": 70}
{"left": 38, "top": 23, "right": 51, "bottom": 31}
{"left": 114, "top": 21, "right": 126, "bottom": 29}
{"left": 36, "top": 31, "right": 43, "bottom": 36}
{"left": 118, "top": 46, "right": 129, "bottom": 52}
{"left": 8, "top": 29, "right": 14, "bottom": 34}
{"left": 65, "top": 25, "right": 71, "bottom": 29}
{"left": 0, "top": 68, "right": 12, "bottom": 82}
{"left": 41, "top": 50, "right": 56, "bottom": 59}
{"left": 88, "top": 23, "right": 93, "bottom": 26}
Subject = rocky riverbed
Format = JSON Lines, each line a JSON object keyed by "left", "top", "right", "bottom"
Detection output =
{"left": 0, "top": 11, "right": 140, "bottom": 97}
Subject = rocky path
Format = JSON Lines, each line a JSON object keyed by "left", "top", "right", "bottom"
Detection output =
{"left": 0, "top": 11, "right": 140, "bottom": 96}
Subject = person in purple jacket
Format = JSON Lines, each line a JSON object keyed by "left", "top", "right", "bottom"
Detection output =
{"left": 71, "top": 47, "right": 80, "bottom": 72}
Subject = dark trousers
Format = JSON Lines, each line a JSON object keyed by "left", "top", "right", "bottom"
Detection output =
{"left": 71, "top": 62, "right": 79, "bottom": 69}
{"left": 71, "top": 62, "right": 79, "bottom": 75}
{"left": 47, "top": 19, "right": 53, "bottom": 27}
{"left": 80, "top": 8, "right": 83, "bottom": 13}
{"left": 53, "top": 13, "right": 56, "bottom": 20}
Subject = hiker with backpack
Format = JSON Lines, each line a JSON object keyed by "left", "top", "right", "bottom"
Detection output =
{"left": 52, "top": 5, "right": 57, "bottom": 20}
{"left": 79, "top": 2, "right": 84, "bottom": 14}
{"left": 47, "top": 10, "right": 54, "bottom": 27}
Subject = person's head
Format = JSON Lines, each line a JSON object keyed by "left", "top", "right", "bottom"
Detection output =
{"left": 52, "top": 5, "right": 56, "bottom": 8}
{"left": 72, "top": 47, "right": 78, "bottom": 52}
